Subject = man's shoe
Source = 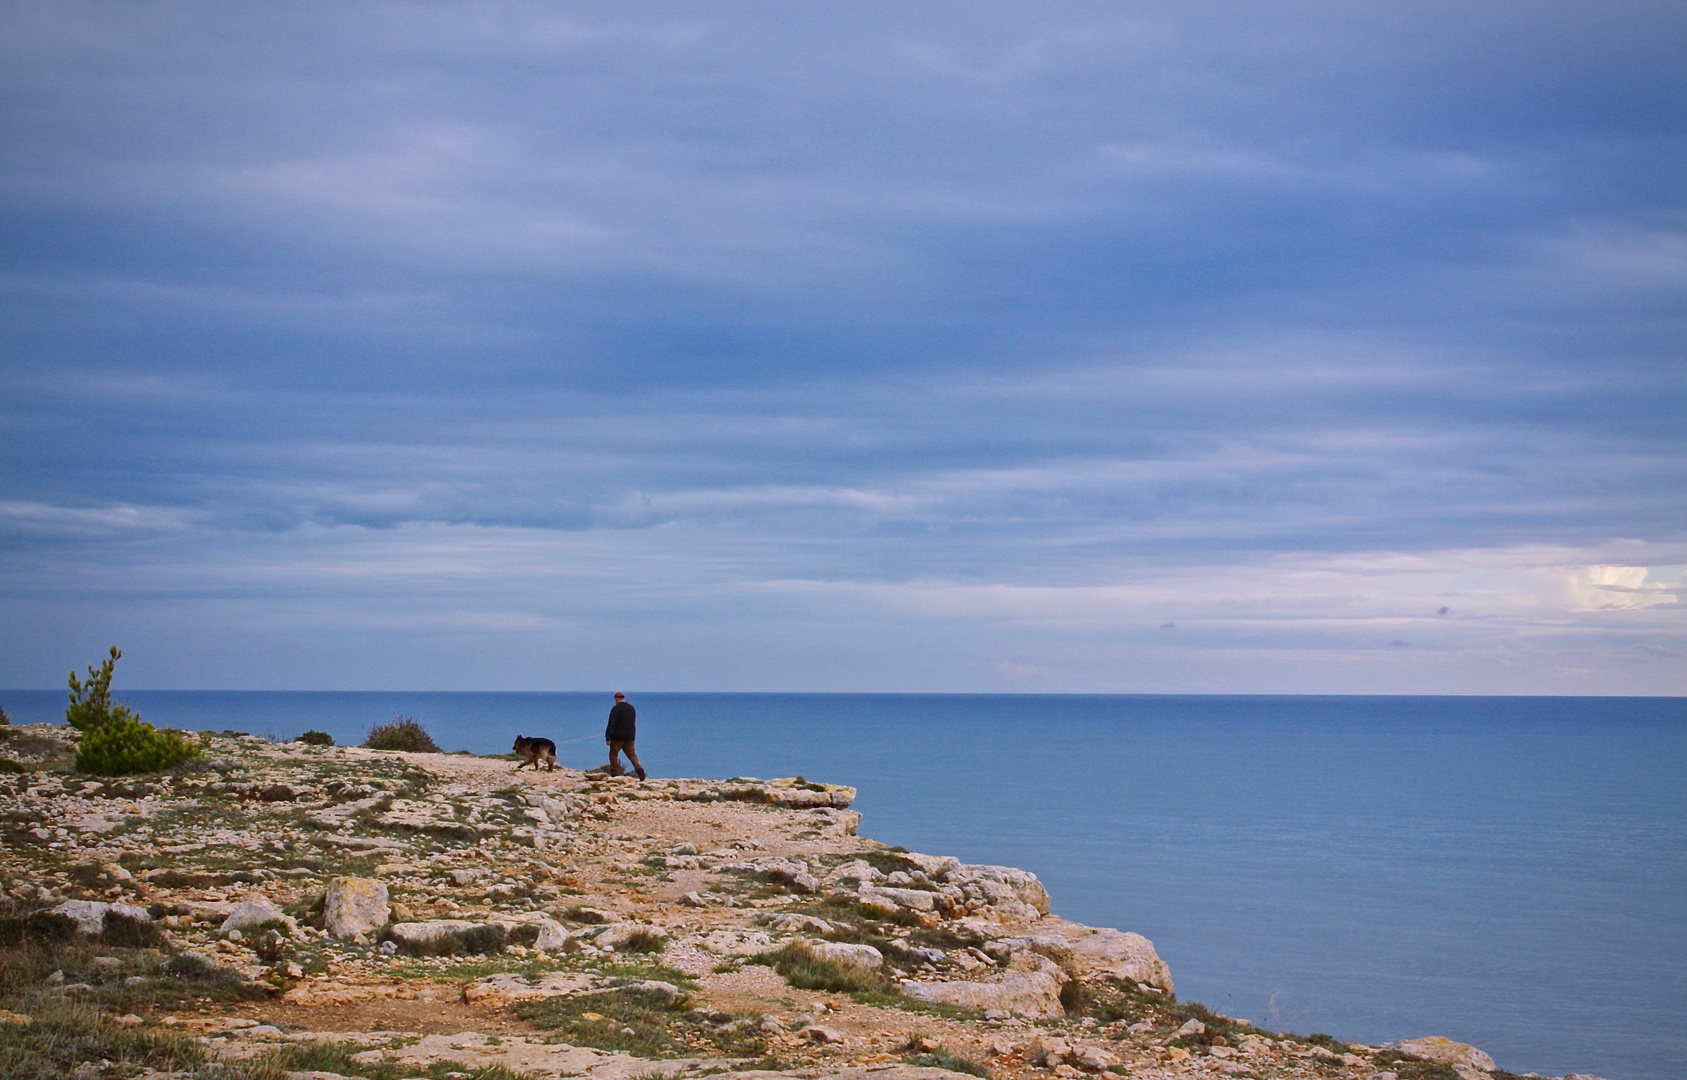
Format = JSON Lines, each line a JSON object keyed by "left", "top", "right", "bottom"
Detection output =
{"left": 635, "top": 766, "right": 647, "bottom": 781}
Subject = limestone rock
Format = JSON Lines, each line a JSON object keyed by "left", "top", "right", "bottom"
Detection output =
{"left": 530, "top": 917, "right": 570, "bottom": 951}
{"left": 220, "top": 893, "right": 287, "bottom": 933}
{"left": 49, "top": 900, "right": 151, "bottom": 935}
{"left": 823, "top": 859, "right": 884, "bottom": 890}
{"left": 1397, "top": 1037, "right": 1496, "bottom": 1074}
{"left": 902, "top": 951, "right": 1067, "bottom": 1019}
{"left": 323, "top": 876, "right": 389, "bottom": 941}
{"left": 461, "top": 971, "right": 593, "bottom": 1005}
{"left": 593, "top": 923, "right": 669, "bottom": 951}
{"left": 387, "top": 919, "right": 509, "bottom": 956}
{"left": 1030, "top": 1034, "right": 1070, "bottom": 1066}
{"left": 810, "top": 941, "right": 884, "bottom": 971}
{"left": 1055, "top": 923, "right": 1174, "bottom": 993}
{"left": 762, "top": 912, "right": 834, "bottom": 935}
{"left": 1071, "top": 1046, "right": 1119, "bottom": 1073}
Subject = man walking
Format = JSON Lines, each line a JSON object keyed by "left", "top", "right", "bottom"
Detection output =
{"left": 605, "top": 692, "right": 645, "bottom": 780}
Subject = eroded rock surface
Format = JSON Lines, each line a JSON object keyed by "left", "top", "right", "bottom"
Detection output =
{"left": 0, "top": 723, "right": 1572, "bottom": 1080}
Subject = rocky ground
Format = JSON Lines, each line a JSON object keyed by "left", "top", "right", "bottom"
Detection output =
{"left": 0, "top": 724, "right": 1599, "bottom": 1080}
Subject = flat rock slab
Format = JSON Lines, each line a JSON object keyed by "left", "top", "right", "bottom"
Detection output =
{"left": 349, "top": 1032, "right": 713, "bottom": 1079}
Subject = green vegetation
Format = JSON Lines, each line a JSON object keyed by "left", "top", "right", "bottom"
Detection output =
{"left": 904, "top": 1048, "right": 991, "bottom": 1078}
{"left": 0, "top": 999, "right": 205, "bottom": 1080}
{"left": 0, "top": 918, "right": 267, "bottom": 1080}
{"left": 65, "top": 646, "right": 139, "bottom": 732}
{"left": 63, "top": 646, "right": 196, "bottom": 775}
{"left": 296, "top": 729, "right": 334, "bottom": 746}
{"left": 516, "top": 984, "right": 765, "bottom": 1060}
{"left": 232, "top": 1040, "right": 531, "bottom": 1080}
{"left": 617, "top": 928, "right": 668, "bottom": 954}
{"left": 362, "top": 714, "right": 441, "bottom": 753}
{"left": 755, "top": 941, "right": 889, "bottom": 994}
{"left": 74, "top": 716, "right": 196, "bottom": 776}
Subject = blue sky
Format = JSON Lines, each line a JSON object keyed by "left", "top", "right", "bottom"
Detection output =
{"left": 2, "top": 2, "right": 1683, "bottom": 692}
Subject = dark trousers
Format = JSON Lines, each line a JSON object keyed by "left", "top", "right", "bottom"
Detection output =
{"left": 607, "top": 739, "right": 643, "bottom": 777}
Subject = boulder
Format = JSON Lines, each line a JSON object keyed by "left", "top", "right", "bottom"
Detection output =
{"left": 49, "top": 900, "right": 151, "bottom": 936}
{"left": 823, "top": 859, "right": 884, "bottom": 890}
{"left": 1032, "top": 919, "right": 1175, "bottom": 993}
{"left": 949, "top": 864, "right": 1051, "bottom": 916}
{"left": 1071, "top": 1046, "right": 1119, "bottom": 1073}
{"left": 859, "top": 884, "right": 941, "bottom": 912}
{"left": 1397, "top": 1037, "right": 1496, "bottom": 1075}
{"left": 529, "top": 917, "right": 570, "bottom": 952}
{"left": 1030, "top": 1034, "right": 1070, "bottom": 1066}
{"left": 810, "top": 941, "right": 884, "bottom": 971}
{"left": 322, "top": 877, "right": 389, "bottom": 941}
{"left": 386, "top": 919, "right": 508, "bottom": 956}
{"left": 220, "top": 893, "right": 287, "bottom": 933}
{"left": 762, "top": 912, "right": 834, "bottom": 935}
{"left": 902, "top": 951, "right": 1067, "bottom": 1019}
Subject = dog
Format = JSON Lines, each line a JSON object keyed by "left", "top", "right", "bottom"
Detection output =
{"left": 512, "top": 735, "right": 558, "bottom": 772}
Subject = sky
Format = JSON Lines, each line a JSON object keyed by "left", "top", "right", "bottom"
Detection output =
{"left": 1, "top": 1, "right": 1684, "bottom": 693}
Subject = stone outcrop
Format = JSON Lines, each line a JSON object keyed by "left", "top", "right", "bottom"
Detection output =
{"left": 0, "top": 724, "right": 1571, "bottom": 1080}
{"left": 1396, "top": 1036, "right": 1497, "bottom": 1078}
{"left": 323, "top": 876, "right": 389, "bottom": 941}
{"left": 809, "top": 940, "right": 884, "bottom": 971}
{"left": 47, "top": 899, "right": 151, "bottom": 935}
{"left": 220, "top": 892, "right": 288, "bottom": 933}
{"left": 902, "top": 949, "right": 1068, "bottom": 1018}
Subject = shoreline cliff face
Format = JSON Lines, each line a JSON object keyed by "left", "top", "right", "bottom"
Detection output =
{"left": 0, "top": 726, "right": 1580, "bottom": 1080}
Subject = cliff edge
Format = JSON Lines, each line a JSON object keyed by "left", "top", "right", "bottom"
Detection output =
{"left": 0, "top": 726, "right": 1581, "bottom": 1080}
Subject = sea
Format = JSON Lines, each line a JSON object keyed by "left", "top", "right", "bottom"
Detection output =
{"left": 3, "top": 691, "right": 1682, "bottom": 1080}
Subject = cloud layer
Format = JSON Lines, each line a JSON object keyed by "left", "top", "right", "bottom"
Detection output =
{"left": 2, "top": 2, "right": 1683, "bottom": 690}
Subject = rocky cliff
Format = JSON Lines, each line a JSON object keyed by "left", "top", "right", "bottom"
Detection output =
{"left": 0, "top": 725, "right": 1588, "bottom": 1080}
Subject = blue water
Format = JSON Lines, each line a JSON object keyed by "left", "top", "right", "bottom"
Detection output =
{"left": 4, "top": 691, "right": 1682, "bottom": 1080}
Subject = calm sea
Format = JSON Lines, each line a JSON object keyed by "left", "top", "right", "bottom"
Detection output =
{"left": 4, "top": 691, "right": 1683, "bottom": 1080}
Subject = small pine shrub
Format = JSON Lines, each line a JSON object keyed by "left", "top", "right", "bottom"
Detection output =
{"left": 0, "top": 703, "right": 10, "bottom": 724}
{"left": 295, "top": 730, "right": 334, "bottom": 747}
{"left": 362, "top": 714, "right": 441, "bottom": 753}
{"left": 74, "top": 716, "right": 197, "bottom": 776}
{"left": 65, "top": 646, "right": 140, "bottom": 732}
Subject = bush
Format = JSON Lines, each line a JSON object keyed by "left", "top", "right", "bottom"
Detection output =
{"left": 0, "top": 704, "right": 10, "bottom": 724}
{"left": 362, "top": 714, "right": 440, "bottom": 753}
{"left": 74, "top": 716, "right": 196, "bottom": 776}
{"left": 65, "top": 646, "right": 140, "bottom": 732}
{"left": 618, "top": 928, "right": 668, "bottom": 954}
{"left": 295, "top": 730, "right": 334, "bottom": 747}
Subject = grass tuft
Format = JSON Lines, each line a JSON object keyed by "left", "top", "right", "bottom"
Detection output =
{"left": 905, "top": 1049, "right": 992, "bottom": 1077}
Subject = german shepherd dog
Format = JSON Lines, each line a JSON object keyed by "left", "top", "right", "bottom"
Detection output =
{"left": 512, "top": 735, "right": 558, "bottom": 772}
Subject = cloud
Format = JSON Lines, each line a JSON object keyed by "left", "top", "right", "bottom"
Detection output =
{"left": 0, "top": 2, "right": 1684, "bottom": 689}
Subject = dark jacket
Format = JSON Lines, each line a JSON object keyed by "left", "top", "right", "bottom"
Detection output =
{"left": 606, "top": 701, "right": 636, "bottom": 742}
